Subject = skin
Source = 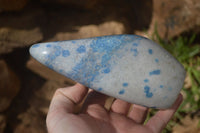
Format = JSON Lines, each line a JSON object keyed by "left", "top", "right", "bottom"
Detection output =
{"left": 46, "top": 83, "right": 183, "bottom": 133}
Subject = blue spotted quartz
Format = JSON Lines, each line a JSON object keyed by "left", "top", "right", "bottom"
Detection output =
{"left": 29, "top": 34, "right": 186, "bottom": 109}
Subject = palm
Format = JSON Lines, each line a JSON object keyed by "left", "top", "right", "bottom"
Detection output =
{"left": 64, "top": 105, "right": 151, "bottom": 133}
{"left": 47, "top": 84, "right": 182, "bottom": 133}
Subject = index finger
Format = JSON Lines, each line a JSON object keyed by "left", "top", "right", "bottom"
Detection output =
{"left": 46, "top": 83, "right": 88, "bottom": 133}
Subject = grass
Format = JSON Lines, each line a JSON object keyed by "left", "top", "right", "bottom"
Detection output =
{"left": 150, "top": 29, "right": 200, "bottom": 132}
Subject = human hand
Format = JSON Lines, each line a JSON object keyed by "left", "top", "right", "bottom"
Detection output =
{"left": 46, "top": 83, "right": 183, "bottom": 133}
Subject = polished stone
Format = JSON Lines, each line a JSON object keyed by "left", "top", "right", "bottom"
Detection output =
{"left": 29, "top": 35, "right": 186, "bottom": 109}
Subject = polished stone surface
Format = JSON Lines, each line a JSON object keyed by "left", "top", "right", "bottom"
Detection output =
{"left": 29, "top": 35, "right": 186, "bottom": 109}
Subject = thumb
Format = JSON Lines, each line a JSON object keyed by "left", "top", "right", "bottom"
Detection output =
{"left": 46, "top": 83, "right": 88, "bottom": 132}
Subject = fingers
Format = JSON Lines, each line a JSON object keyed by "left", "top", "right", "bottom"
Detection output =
{"left": 80, "top": 90, "right": 111, "bottom": 121}
{"left": 128, "top": 105, "right": 148, "bottom": 124}
{"left": 145, "top": 94, "right": 183, "bottom": 133}
{"left": 110, "top": 99, "right": 131, "bottom": 115}
{"left": 81, "top": 90, "right": 109, "bottom": 113}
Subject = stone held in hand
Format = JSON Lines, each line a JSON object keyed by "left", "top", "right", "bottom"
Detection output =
{"left": 29, "top": 34, "right": 186, "bottom": 109}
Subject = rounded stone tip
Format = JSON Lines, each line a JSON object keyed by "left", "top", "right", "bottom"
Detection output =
{"left": 29, "top": 43, "right": 51, "bottom": 64}
{"left": 29, "top": 43, "right": 40, "bottom": 57}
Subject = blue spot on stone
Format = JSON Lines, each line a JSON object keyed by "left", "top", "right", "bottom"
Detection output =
{"left": 144, "top": 86, "right": 150, "bottom": 92}
{"left": 144, "top": 79, "right": 149, "bottom": 83}
{"left": 155, "top": 58, "right": 159, "bottom": 63}
{"left": 46, "top": 44, "right": 51, "bottom": 48}
{"left": 146, "top": 92, "right": 153, "bottom": 98}
{"left": 72, "top": 40, "right": 76, "bottom": 44}
{"left": 88, "top": 57, "right": 96, "bottom": 62}
{"left": 62, "top": 50, "right": 70, "bottom": 57}
{"left": 148, "top": 49, "right": 153, "bottom": 55}
{"left": 160, "top": 85, "right": 164, "bottom": 88}
{"left": 49, "top": 64, "right": 54, "bottom": 69}
{"left": 47, "top": 45, "right": 62, "bottom": 61}
{"left": 168, "top": 87, "right": 172, "bottom": 91}
{"left": 77, "top": 45, "right": 86, "bottom": 53}
{"left": 133, "top": 43, "right": 138, "bottom": 47}
{"left": 144, "top": 85, "right": 153, "bottom": 98}
{"left": 45, "top": 62, "right": 54, "bottom": 69}
{"left": 119, "top": 89, "right": 125, "bottom": 95}
{"left": 98, "top": 88, "right": 103, "bottom": 91}
{"left": 32, "top": 44, "right": 40, "bottom": 48}
{"left": 149, "top": 69, "right": 161, "bottom": 76}
{"left": 123, "top": 83, "right": 128, "bottom": 87}
{"left": 95, "top": 65, "right": 101, "bottom": 70}
{"left": 59, "top": 69, "right": 64, "bottom": 73}
{"left": 103, "top": 68, "right": 110, "bottom": 73}
{"left": 101, "top": 55, "right": 111, "bottom": 64}
{"left": 54, "top": 46, "right": 62, "bottom": 56}
{"left": 55, "top": 51, "right": 61, "bottom": 56}
{"left": 131, "top": 48, "right": 138, "bottom": 56}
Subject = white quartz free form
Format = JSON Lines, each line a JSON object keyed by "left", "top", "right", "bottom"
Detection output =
{"left": 29, "top": 34, "right": 186, "bottom": 109}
